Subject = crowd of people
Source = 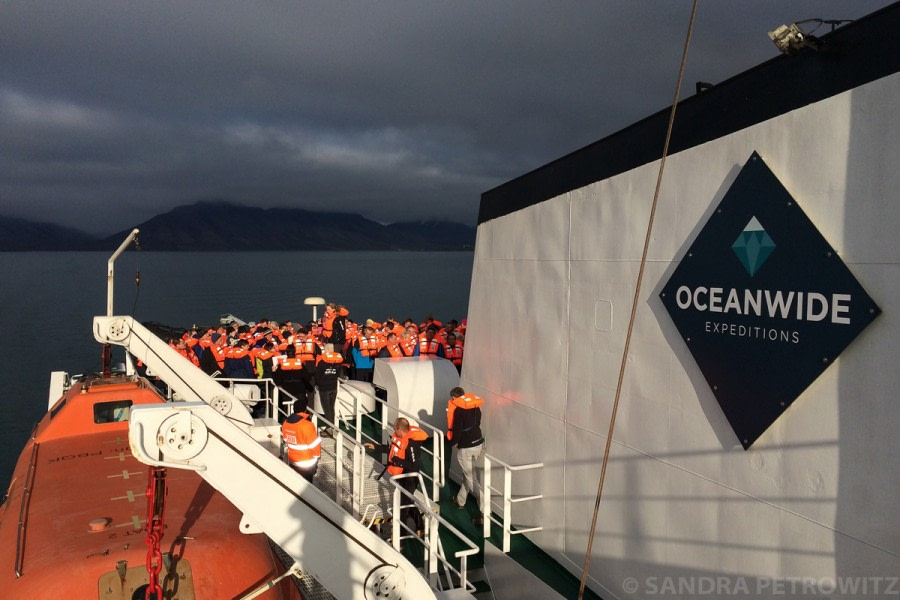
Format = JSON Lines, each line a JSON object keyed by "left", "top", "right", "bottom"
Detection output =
{"left": 165, "top": 303, "right": 482, "bottom": 531}
{"left": 169, "top": 303, "right": 467, "bottom": 389}
{"left": 166, "top": 303, "right": 465, "bottom": 426}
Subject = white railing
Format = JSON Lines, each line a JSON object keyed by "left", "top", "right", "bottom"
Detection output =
{"left": 271, "top": 383, "right": 475, "bottom": 594}
{"left": 267, "top": 384, "right": 371, "bottom": 517}
{"left": 482, "top": 453, "right": 544, "bottom": 553}
{"left": 313, "top": 421, "right": 368, "bottom": 517}
{"left": 389, "top": 473, "right": 478, "bottom": 593}
{"left": 336, "top": 381, "right": 446, "bottom": 503}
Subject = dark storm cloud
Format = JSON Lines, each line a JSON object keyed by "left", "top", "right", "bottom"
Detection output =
{"left": 1, "top": 1, "right": 891, "bottom": 235}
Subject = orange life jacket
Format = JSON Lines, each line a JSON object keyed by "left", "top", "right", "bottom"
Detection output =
{"left": 278, "top": 357, "right": 305, "bottom": 370}
{"left": 281, "top": 413, "right": 321, "bottom": 469}
{"left": 357, "top": 335, "right": 380, "bottom": 358}
{"left": 323, "top": 311, "right": 335, "bottom": 338}
{"left": 445, "top": 342, "right": 463, "bottom": 366}
{"left": 447, "top": 393, "right": 484, "bottom": 442}
{"left": 255, "top": 349, "right": 277, "bottom": 361}
{"left": 419, "top": 339, "right": 443, "bottom": 356}
{"left": 385, "top": 343, "right": 404, "bottom": 357}
{"left": 176, "top": 346, "right": 200, "bottom": 367}
{"left": 229, "top": 347, "right": 250, "bottom": 359}
{"left": 210, "top": 344, "right": 226, "bottom": 369}
{"left": 387, "top": 426, "right": 429, "bottom": 475}
{"left": 322, "top": 307, "right": 348, "bottom": 339}
{"left": 295, "top": 339, "right": 318, "bottom": 364}
{"left": 254, "top": 348, "right": 277, "bottom": 377}
{"left": 315, "top": 351, "right": 344, "bottom": 366}
{"left": 400, "top": 337, "right": 418, "bottom": 356}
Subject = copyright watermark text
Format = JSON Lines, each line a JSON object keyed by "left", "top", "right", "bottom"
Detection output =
{"left": 621, "top": 576, "right": 898, "bottom": 596}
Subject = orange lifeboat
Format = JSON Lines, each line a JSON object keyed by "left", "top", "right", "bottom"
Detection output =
{"left": 0, "top": 375, "right": 301, "bottom": 599}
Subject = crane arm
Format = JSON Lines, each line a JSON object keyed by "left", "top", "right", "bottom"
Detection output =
{"left": 93, "top": 315, "right": 254, "bottom": 426}
{"left": 129, "top": 402, "right": 438, "bottom": 600}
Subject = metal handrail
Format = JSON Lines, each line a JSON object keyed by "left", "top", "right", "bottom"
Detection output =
{"left": 338, "top": 382, "right": 446, "bottom": 502}
{"left": 389, "top": 473, "right": 478, "bottom": 593}
{"left": 271, "top": 385, "right": 371, "bottom": 517}
{"left": 270, "top": 388, "right": 476, "bottom": 592}
{"left": 482, "top": 453, "right": 544, "bottom": 553}
{"left": 316, "top": 417, "right": 367, "bottom": 517}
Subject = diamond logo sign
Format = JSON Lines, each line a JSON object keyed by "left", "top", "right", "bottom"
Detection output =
{"left": 732, "top": 217, "right": 775, "bottom": 277}
{"left": 659, "top": 152, "right": 880, "bottom": 449}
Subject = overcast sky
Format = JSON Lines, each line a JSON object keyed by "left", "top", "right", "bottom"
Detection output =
{"left": 1, "top": 1, "right": 892, "bottom": 235}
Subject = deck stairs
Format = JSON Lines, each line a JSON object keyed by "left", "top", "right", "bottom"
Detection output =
{"left": 276, "top": 433, "right": 482, "bottom": 599}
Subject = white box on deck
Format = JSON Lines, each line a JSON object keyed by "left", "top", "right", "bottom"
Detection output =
{"left": 374, "top": 356, "right": 460, "bottom": 431}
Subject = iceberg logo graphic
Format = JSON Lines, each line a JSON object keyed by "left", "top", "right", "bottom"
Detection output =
{"left": 732, "top": 216, "right": 775, "bottom": 277}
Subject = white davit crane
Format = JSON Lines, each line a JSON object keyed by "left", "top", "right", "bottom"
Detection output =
{"left": 93, "top": 315, "right": 256, "bottom": 427}
{"left": 93, "top": 315, "right": 446, "bottom": 600}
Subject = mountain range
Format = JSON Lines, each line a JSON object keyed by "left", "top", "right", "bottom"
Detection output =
{"left": 0, "top": 201, "right": 476, "bottom": 251}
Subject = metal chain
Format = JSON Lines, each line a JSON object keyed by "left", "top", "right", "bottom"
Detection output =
{"left": 145, "top": 466, "right": 167, "bottom": 600}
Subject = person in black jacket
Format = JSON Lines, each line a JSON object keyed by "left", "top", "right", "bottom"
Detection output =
{"left": 447, "top": 386, "right": 485, "bottom": 525}
{"left": 314, "top": 344, "right": 342, "bottom": 436}
{"left": 199, "top": 333, "right": 222, "bottom": 376}
{"left": 274, "top": 345, "right": 308, "bottom": 415}
{"left": 224, "top": 339, "right": 255, "bottom": 379}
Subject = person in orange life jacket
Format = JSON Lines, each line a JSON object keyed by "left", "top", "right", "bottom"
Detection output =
{"left": 199, "top": 332, "right": 223, "bottom": 376}
{"left": 401, "top": 326, "right": 420, "bottom": 356}
{"left": 274, "top": 345, "right": 307, "bottom": 413}
{"left": 401, "top": 318, "right": 417, "bottom": 337}
{"left": 386, "top": 319, "right": 405, "bottom": 338}
{"left": 364, "top": 418, "right": 429, "bottom": 535}
{"left": 314, "top": 344, "right": 343, "bottom": 437}
{"left": 213, "top": 334, "right": 227, "bottom": 367}
{"left": 224, "top": 338, "right": 255, "bottom": 379}
{"left": 323, "top": 304, "right": 349, "bottom": 349}
{"left": 419, "top": 314, "right": 437, "bottom": 332}
{"left": 184, "top": 328, "right": 201, "bottom": 361}
{"left": 281, "top": 405, "right": 321, "bottom": 482}
{"left": 350, "top": 324, "right": 379, "bottom": 382}
{"left": 444, "top": 332, "right": 464, "bottom": 374}
{"left": 377, "top": 332, "right": 406, "bottom": 358}
{"left": 419, "top": 326, "right": 446, "bottom": 358}
{"left": 255, "top": 342, "right": 278, "bottom": 380}
{"left": 307, "top": 320, "right": 323, "bottom": 340}
{"left": 175, "top": 337, "right": 201, "bottom": 368}
{"left": 292, "top": 328, "right": 320, "bottom": 407}
{"left": 198, "top": 329, "right": 213, "bottom": 356}
{"left": 445, "top": 319, "right": 459, "bottom": 337}
{"left": 322, "top": 304, "right": 337, "bottom": 339}
{"left": 277, "top": 327, "right": 292, "bottom": 351}
{"left": 447, "top": 387, "right": 485, "bottom": 525}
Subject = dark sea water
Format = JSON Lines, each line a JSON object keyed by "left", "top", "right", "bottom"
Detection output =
{"left": 0, "top": 250, "right": 473, "bottom": 491}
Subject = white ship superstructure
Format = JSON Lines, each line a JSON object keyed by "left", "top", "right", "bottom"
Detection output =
{"left": 462, "top": 5, "right": 900, "bottom": 598}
